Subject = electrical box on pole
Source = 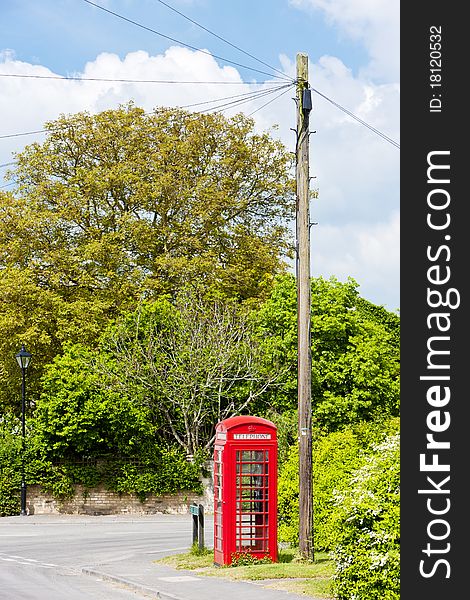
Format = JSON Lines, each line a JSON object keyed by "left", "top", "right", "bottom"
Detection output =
{"left": 296, "top": 52, "right": 314, "bottom": 561}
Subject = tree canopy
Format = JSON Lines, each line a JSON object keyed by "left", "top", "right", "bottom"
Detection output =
{"left": 95, "top": 291, "right": 284, "bottom": 457}
{"left": 4, "top": 103, "right": 294, "bottom": 300}
{"left": 255, "top": 275, "right": 400, "bottom": 430}
{"left": 0, "top": 104, "right": 295, "bottom": 412}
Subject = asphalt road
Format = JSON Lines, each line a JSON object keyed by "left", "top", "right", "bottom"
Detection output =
{"left": 0, "top": 513, "right": 209, "bottom": 600}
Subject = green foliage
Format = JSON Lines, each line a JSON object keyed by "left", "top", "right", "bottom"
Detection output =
{"left": 313, "top": 419, "right": 398, "bottom": 552}
{"left": 109, "top": 450, "right": 203, "bottom": 501}
{"left": 277, "top": 442, "right": 299, "bottom": 546}
{"left": 330, "top": 433, "right": 400, "bottom": 600}
{"left": 0, "top": 469, "right": 21, "bottom": 516}
{"left": 277, "top": 418, "right": 399, "bottom": 551}
{"left": 0, "top": 415, "right": 22, "bottom": 516}
{"left": 256, "top": 275, "right": 400, "bottom": 430}
{"left": 0, "top": 415, "right": 53, "bottom": 514}
{"left": 35, "top": 343, "right": 155, "bottom": 460}
{"left": 0, "top": 343, "right": 204, "bottom": 509}
{"left": 190, "top": 543, "right": 211, "bottom": 557}
{"left": 265, "top": 408, "right": 298, "bottom": 466}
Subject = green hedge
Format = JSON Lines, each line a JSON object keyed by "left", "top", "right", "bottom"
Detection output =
{"left": 330, "top": 433, "right": 400, "bottom": 599}
{"left": 277, "top": 418, "right": 398, "bottom": 551}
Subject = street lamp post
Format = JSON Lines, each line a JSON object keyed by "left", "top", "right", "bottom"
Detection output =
{"left": 15, "top": 344, "right": 32, "bottom": 516}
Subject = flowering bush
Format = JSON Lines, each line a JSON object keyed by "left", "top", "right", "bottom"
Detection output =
{"left": 229, "top": 551, "right": 273, "bottom": 566}
{"left": 330, "top": 433, "right": 400, "bottom": 600}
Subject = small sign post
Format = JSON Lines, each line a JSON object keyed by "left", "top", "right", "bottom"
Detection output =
{"left": 190, "top": 503, "right": 205, "bottom": 551}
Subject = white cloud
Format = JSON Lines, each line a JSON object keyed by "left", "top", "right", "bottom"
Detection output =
{"left": 289, "top": 0, "right": 399, "bottom": 81}
{"left": 312, "top": 211, "right": 400, "bottom": 311}
{"left": 0, "top": 47, "right": 252, "bottom": 161}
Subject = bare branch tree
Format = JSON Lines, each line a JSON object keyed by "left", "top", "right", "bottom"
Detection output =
{"left": 97, "top": 291, "right": 285, "bottom": 456}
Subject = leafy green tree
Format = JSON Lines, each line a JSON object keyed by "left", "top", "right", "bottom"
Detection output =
{"left": 0, "top": 265, "right": 111, "bottom": 414}
{"left": 0, "top": 413, "right": 22, "bottom": 516}
{"left": 0, "top": 104, "right": 295, "bottom": 412}
{"left": 5, "top": 103, "right": 294, "bottom": 300}
{"left": 255, "top": 275, "right": 400, "bottom": 430}
{"left": 29, "top": 344, "right": 203, "bottom": 504}
{"left": 34, "top": 344, "right": 155, "bottom": 460}
{"left": 0, "top": 413, "right": 43, "bottom": 516}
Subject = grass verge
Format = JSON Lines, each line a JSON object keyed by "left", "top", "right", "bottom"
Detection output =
{"left": 156, "top": 547, "right": 334, "bottom": 598}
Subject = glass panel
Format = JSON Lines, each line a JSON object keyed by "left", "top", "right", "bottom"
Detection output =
{"left": 240, "top": 450, "right": 265, "bottom": 462}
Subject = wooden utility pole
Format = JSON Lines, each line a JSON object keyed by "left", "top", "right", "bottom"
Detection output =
{"left": 296, "top": 52, "right": 314, "bottom": 561}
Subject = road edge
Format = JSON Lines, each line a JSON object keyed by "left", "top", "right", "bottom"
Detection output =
{"left": 81, "top": 567, "right": 186, "bottom": 600}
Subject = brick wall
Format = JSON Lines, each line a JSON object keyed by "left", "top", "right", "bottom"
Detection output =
{"left": 27, "top": 469, "right": 214, "bottom": 516}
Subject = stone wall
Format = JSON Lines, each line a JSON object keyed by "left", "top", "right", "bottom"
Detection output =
{"left": 27, "top": 470, "right": 214, "bottom": 516}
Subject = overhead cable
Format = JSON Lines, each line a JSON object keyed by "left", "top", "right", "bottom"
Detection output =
{"left": 247, "top": 86, "right": 294, "bottom": 117}
{"left": 0, "top": 73, "right": 281, "bottom": 85}
{"left": 0, "top": 129, "right": 47, "bottom": 140}
{"left": 153, "top": 0, "right": 289, "bottom": 81}
{"left": 311, "top": 86, "right": 400, "bottom": 149}
{"left": 200, "top": 83, "right": 293, "bottom": 115}
{"left": 181, "top": 83, "right": 293, "bottom": 111}
{"left": 81, "top": 0, "right": 292, "bottom": 82}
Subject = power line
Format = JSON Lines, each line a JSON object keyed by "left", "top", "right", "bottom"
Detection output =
{"left": 200, "top": 84, "right": 293, "bottom": 115}
{"left": 311, "top": 86, "right": 400, "bottom": 149}
{"left": 0, "top": 129, "right": 48, "bottom": 140}
{"left": 183, "top": 84, "right": 293, "bottom": 112}
{"left": 0, "top": 162, "right": 16, "bottom": 168}
{"left": 0, "top": 73, "right": 281, "bottom": 85}
{"left": 0, "top": 85, "right": 398, "bottom": 149}
{"left": 81, "top": 0, "right": 292, "bottom": 82}
{"left": 153, "top": 0, "right": 289, "bottom": 81}
{"left": 247, "top": 86, "right": 293, "bottom": 117}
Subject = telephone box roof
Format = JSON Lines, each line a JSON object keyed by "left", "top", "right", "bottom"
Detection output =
{"left": 216, "top": 415, "right": 276, "bottom": 431}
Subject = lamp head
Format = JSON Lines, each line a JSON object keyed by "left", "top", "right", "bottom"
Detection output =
{"left": 16, "top": 345, "right": 32, "bottom": 370}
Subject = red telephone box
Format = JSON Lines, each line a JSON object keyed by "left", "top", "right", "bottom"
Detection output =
{"left": 213, "top": 415, "right": 278, "bottom": 566}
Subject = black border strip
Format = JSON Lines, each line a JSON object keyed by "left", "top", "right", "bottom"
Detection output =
{"left": 401, "top": 4, "right": 466, "bottom": 597}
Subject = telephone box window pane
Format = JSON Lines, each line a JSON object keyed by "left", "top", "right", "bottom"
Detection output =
{"left": 239, "top": 450, "right": 265, "bottom": 462}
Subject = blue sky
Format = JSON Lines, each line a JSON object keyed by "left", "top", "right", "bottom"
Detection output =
{"left": 0, "top": 0, "right": 400, "bottom": 310}
{"left": 1, "top": 0, "right": 369, "bottom": 77}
